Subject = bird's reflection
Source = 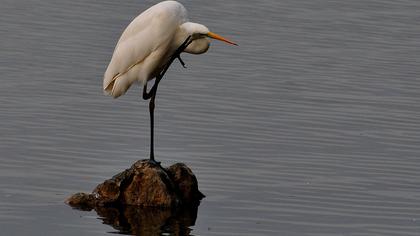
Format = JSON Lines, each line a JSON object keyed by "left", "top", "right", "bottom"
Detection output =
{"left": 78, "top": 203, "right": 199, "bottom": 235}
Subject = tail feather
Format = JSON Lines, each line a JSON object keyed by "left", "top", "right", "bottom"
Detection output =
{"left": 103, "top": 49, "right": 158, "bottom": 98}
{"left": 104, "top": 73, "right": 131, "bottom": 98}
{"left": 103, "top": 63, "right": 143, "bottom": 98}
{"left": 104, "top": 73, "right": 117, "bottom": 94}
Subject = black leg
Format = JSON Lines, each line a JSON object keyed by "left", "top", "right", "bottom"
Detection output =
{"left": 141, "top": 36, "right": 193, "bottom": 163}
{"left": 143, "top": 81, "right": 158, "bottom": 163}
{"left": 143, "top": 84, "right": 152, "bottom": 100}
{"left": 149, "top": 93, "right": 155, "bottom": 161}
{"left": 144, "top": 81, "right": 159, "bottom": 164}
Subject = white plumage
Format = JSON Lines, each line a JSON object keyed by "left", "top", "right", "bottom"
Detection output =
{"left": 103, "top": 0, "right": 237, "bottom": 98}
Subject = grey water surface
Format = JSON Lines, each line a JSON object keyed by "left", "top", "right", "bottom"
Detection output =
{"left": 1, "top": 0, "right": 420, "bottom": 235}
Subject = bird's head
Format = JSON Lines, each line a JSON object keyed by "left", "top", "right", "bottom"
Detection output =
{"left": 179, "top": 22, "right": 237, "bottom": 54}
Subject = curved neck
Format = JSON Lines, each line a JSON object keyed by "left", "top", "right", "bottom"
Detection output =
{"left": 176, "top": 22, "right": 210, "bottom": 54}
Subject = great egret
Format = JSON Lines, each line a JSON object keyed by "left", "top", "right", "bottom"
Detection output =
{"left": 103, "top": 1, "right": 237, "bottom": 163}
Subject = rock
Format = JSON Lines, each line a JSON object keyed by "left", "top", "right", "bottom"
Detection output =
{"left": 65, "top": 192, "right": 96, "bottom": 210}
{"left": 166, "top": 163, "right": 205, "bottom": 203}
{"left": 66, "top": 159, "right": 204, "bottom": 209}
{"left": 121, "top": 160, "right": 178, "bottom": 207}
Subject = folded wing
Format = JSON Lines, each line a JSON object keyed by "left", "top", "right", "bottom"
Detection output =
{"left": 103, "top": 1, "right": 187, "bottom": 98}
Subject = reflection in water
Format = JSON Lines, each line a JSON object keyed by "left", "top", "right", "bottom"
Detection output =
{"left": 77, "top": 204, "right": 199, "bottom": 235}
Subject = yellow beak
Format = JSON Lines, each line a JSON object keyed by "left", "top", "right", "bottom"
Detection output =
{"left": 207, "top": 32, "right": 238, "bottom": 46}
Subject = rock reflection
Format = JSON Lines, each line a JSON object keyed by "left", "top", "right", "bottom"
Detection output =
{"left": 81, "top": 204, "right": 199, "bottom": 235}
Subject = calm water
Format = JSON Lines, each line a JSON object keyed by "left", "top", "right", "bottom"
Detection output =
{"left": 1, "top": 0, "right": 420, "bottom": 235}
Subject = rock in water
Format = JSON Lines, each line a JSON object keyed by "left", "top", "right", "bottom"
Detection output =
{"left": 66, "top": 160, "right": 204, "bottom": 209}
{"left": 166, "top": 163, "right": 205, "bottom": 203}
{"left": 118, "top": 160, "right": 178, "bottom": 207}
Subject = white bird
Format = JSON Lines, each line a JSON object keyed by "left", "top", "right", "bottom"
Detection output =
{"left": 103, "top": 1, "right": 237, "bottom": 163}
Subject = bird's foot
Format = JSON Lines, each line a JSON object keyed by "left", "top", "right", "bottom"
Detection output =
{"left": 177, "top": 55, "right": 187, "bottom": 68}
{"left": 148, "top": 158, "right": 161, "bottom": 166}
